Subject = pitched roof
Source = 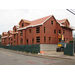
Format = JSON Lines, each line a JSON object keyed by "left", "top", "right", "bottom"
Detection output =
{"left": 18, "top": 15, "right": 73, "bottom": 30}
{"left": 57, "top": 19, "right": 66, "bottom": 22}
{"left": 30, "top": 15, "right": 52, "bottom": 25}
{"left": 57, "top": 19, "right": 70, "bottom": 25}
{"left": 19, "top": 15, "right": 52, "bottom": 26}
{"left": 8, "top": 30, "right": 13, "bottom": 33}
{"left": 14, "top": 25, "right": 19, "bottom": 29}
{"left": 19, "top": 19, "right": 31, "bottom": 24}
{"left": 57, "top": 19, "right": 74, "bottom": 30}
{"left": 3, "top": 32, "right": 7, "bottom": 34}
{"left": 18, "top": 15, "right": 53, "bottom": 30}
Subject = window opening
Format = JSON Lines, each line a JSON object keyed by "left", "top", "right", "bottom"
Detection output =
{"left": 20, "top": 31, "right": 23, "bottom": 36}
{"left": 44, "top": 36, "right": 46, "bottom": 42}
{"left": 54, "top": 29, "right": 56, "bottom": 34}
{"left": 29, "top": 29, "right": 31, "bottom": 33}
{"left": 36, "top": 27, "right": 40, "bottom": 33}
{"left": 32, "top": 38, "right": 34, "bottom": 44}
{"left": 59, "top": 30, "right": 61, "bottom": 34}
{"left": 27, "top": 39, "right": 28, "bottom": 45}
{"left": 20, "top": 39, "right": 23, "bottom": 44}
{"left": 44, "top": 27, "right": 46, "bottom": 33}
{"left": 49, "top": 37, "right": 51, "bottom": 42}
{"left": 36, "top": 37, "right": 40, "bottom": 43}
{"left": 51, "top": 20, "right": 53, "bottom": 25}
{"left": 22, "top": 23, "right": 24, "bottom": 27}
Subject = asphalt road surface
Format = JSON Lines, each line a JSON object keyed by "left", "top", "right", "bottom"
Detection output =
{"left": 0, "top": 48, "right": 75, "bottom": 65}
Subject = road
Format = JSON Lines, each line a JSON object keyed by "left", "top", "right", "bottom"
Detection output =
{"left": 0, "top": 48, "right": 75, "bottom": 65}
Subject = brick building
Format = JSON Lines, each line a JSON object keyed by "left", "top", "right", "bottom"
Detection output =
{"left": 1, "top": 15, "right": 73, "bottom": 46}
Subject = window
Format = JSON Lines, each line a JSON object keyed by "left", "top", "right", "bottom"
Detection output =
{"left": 14, "top": 34, "right": 16, "bottom": 39}
{"left": 36, "top": 37, "right": 40, "bottom": 43}
{"left": 11, "top": 38, "right": 13, "bottom": 41}
{"left": 36, "top": 27, "right": 40, "bottom": 33}
{"left": 44, "top": 36, "right": 46, "bottom": 42}
{"left": 14, "top": 41, "right": 16, "bottom": 45}
{"left": 20, "top": 31, "right": 23, "bottom": 36}
{"left": 54, "top": 29, "right": 56, "bottom": 34}
{"left": 59, "top": 38, "right": 61, "bottom": 42}
{"left": 64, "top": 38, "right": 65, "bottom": 41}
{"left": 49, "top": 37, "right": 51, "bottom": 42}
{"left": 9, "top": 38, "right": 10, "bottom": 41}
{"left": 67, "top": 38, "right": 68, "bottom": 43}
{"left": 22, "top": 23, "right": 24, "bottom": 27}
{"left": 44, "top": 27, "right": 46, "bottom": 33}
{"left": 51, "top": 20, "right": 53, "bottom": 25}
{"left": 59, "top": 30, "right": 61, "bottom": 34}
{"left": 32, "top": 38, "right": 34, "bottom": 44}
{"left": 29, "top": 29, "right": 31, "bottom": 33}
{"left": 27, "top": 39, "right": 28, "bottom": 45}
{"left": 9, "top": 33, "right": 10, "bottom": 35}
{"left": 15, "top": 29, "right": 16, "bottom": 32}
{"left": 66, "top": 23, "right": 67, "bottom": 27}
{"left": 20, "top": 39, "right": 23, "bottom": 44}
{"left": 63, "top": 30, "right": 65, "bottom": 34}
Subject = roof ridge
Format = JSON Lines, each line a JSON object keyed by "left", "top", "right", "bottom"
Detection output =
{"left": 31, "top": 15, "right": 52, "bottom": 22}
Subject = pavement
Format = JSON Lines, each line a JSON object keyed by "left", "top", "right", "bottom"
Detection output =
{"left": 0, "top": 48, "right": 75, "bottom": 60}
{"left": 1, "top": 48, "right": 75, "bottom": 65}
{"left": 1, "top": 48, "right": 73, "bottom": 65}
{"left": 39, "top": 51, "right": 75, "bottom": 60}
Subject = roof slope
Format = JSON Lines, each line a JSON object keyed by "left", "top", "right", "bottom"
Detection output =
{"left": 8, "top": 30, "right": 13, "bottom": 33}
{"left": 3, "top": 32, "right": 7, "bottom": 34}
{"left": 18, "top": 15, "right": 73, "bottom": 30}
{"left": 18, "top": 15, "right": 52, "bottom": 30}
{"left": 57, "top": 19, "right": 70, "bottom": 25}
{"left": 30, "top": 15, "right": 52, "bottom": 25}
{"left": 14, "top": 25, "right": 19, "bottom": 29}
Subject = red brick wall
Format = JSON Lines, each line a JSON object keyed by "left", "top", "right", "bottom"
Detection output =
{"left": 18, "top": 16, "right": 62, "bottom": 45}
{"left": 1, "top": 16, "right": 73, "bottom": 46}
{"left": 62, "top": 27, "right": 73, "bottom": 43}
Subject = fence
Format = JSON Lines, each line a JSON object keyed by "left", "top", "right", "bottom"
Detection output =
{"left": 0, "top": 44, "right": 40, "bottom": 53}
{"left": 73, "top": 38, "right": 75, "bottom": 53}
{"left": 64, "top": 44, "right": 74, "bottom": 56}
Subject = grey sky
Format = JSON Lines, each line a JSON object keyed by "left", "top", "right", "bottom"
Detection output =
{"left": 0, "top": 9, "right": 75, "bottom": 35}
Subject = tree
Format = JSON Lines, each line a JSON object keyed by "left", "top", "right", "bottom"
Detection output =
{"left": 0, "top": 35, "right": 2, "bottom": 39}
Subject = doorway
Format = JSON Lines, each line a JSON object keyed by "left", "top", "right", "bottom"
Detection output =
{"left": 59, "top": 38, "right": 61, "bottom": 42}
{"left": 27, "top": 39, "right": 28, "bottom": 45}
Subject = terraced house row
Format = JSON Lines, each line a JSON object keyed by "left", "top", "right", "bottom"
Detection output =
{"left": 1, "top": 15, "right": 73, "bottom": 46}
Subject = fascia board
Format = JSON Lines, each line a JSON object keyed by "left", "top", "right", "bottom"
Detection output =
{"left": 32, "top": 24, "right": 43, "bottom": 27}
{"left": 9, "top": 35, "right": 13, "bottom": 37}
{"left": 2, "top": 36, "right": 8, "bottom": 38}
{"left": 18, "top": 27, "right": 26, "bottom": 30}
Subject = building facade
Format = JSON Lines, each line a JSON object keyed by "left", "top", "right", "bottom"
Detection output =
{"left": 1, "top": 15, "right": 73, "bottom": 46}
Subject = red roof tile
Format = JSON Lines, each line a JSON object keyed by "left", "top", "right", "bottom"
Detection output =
{"left": 14, "top": 25, "right": 19, "bottom": 28}
{"left": 30, "top": 15, "right": 52, "bottom": 25}
{"left": 8, "top": 30, "right": 13, "bottom": 33}
{"left": 20, "top": 15, "right": 52, "bottom": 26}
{"left": 4, "top": 32, "right": 7, "bottom": 34}
{"left": 18, "top": 15, "right": 73, "bottom": 30}
{"left": 57, "top": 19, "right": 67, "bottom": 24}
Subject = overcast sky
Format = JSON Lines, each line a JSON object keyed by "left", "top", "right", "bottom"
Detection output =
{"left": 0, "top": 9, "right": 75, "bottom": 35}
